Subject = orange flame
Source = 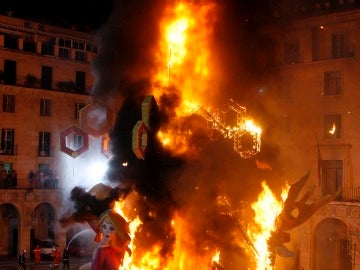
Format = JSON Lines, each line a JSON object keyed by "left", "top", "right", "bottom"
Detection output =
{"left": 113, "top": 184, "right": 290, "bottom": 269}
{"left": 151, "top": 2, "right": 218, "bottom": 155}
{"left": 248, "top": 182, "right": 289, "bottom": 270}
{"left": 329, "top": 123, "right": 336, "bottom": 135}
{"left": 112, "top": 189, "right": 227, "bottom": 270}
{"left": 212, "top": 250, "right": 220, "bottom": 264}
{"left": 154, "top": 2, "right": 216, "bottom": 102}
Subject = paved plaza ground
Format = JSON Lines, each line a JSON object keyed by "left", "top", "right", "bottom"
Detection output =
{"left": 0, "top": 256, "right": 92, "bottom": 270}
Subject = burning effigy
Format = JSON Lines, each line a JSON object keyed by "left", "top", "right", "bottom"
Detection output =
{"left": 59, "top": 1, "right": 335, "bottom": 269}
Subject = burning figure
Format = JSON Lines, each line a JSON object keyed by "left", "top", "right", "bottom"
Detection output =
{"left": 267, "top": 171, "right": 339, "bottom": 266}
{"left": 80, "top": 209, "right": 131, "bottom": 270}
{"left": 93, "top": 209, "right": 131, "bottom": 269}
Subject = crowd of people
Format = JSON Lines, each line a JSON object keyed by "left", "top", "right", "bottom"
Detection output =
{"left": 0, "top": 163, "right": 59, "bottom": 189}
{"left": 0, "top": 167, "right": 17, "bottom": 188}
{"left": 27, "top": 169, "right": 59, "bottom": 189}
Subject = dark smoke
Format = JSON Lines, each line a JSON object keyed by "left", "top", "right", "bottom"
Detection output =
{"left": 59, "top": 185, "right": 131, "bottom": 228}
{"left": 90, "top": 0, "right": 163, "bottom": 105}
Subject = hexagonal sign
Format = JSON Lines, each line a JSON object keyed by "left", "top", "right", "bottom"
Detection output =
{"left": 79, "top": 102, "right": 114, "bottom": 138}
{"left": 60, "top": 126, "right": 89, "bottom": 158}
{"left": 132, "top": 121, "right": 150, "bottom": 160}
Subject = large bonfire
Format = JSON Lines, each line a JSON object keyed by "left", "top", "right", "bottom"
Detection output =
{"left": 60, "top": 1, "right": 333, "bottom": 270}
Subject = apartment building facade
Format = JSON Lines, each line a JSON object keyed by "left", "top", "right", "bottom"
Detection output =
{"left": 265, "top": 2, "right": 360, "bottom": 269}
{"left": 0, "top": 14, "right": 105, "bottom": 257}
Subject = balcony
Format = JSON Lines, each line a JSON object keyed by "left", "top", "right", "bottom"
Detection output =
{"left": 0, "top": 187, "right": 61, "bottom": 205}
{"left": 0, "top": 145, "right": 18, "bottom": 156}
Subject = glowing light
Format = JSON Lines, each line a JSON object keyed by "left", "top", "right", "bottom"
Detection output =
{"left": 157, "top": 131, "right": 171, "bottom": 146}
{"left": 85, "top": 161, "right": 108, "bottom": 182}
{"left": 212, "top": 250, "right": 223, "bottom": 268}
{"left": 329, "top": 123, "right": 336, "bottom": 135}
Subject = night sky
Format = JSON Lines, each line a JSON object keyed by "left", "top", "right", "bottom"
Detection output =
{"left": 0, "top": 0, "right": 114, "bottom": 30}
{"left": 0, "top": 0, "right": 276, "bottom": 31}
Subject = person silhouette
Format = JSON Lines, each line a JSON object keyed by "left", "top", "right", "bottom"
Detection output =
{"left": 33, "top": 245, "right": 41, "bottom": 264}
{"left": 62, "top": 248, "right": 70, "bottom": 269}
{"left": 18, "top": 249, "right": 26, "bottom": 270}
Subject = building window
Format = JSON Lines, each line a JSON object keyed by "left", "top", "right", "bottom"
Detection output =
{"left": 75, "top": 51, "right": 87, "bottom": 62}
{"left": 75, "top": 103, "right": 85, "bottom": 119}
{"left": 41, "top": 66, "right": 53, "bottom": 90}
{"left": 59, "top": 38, "right": 71, "bottom": 48}
{"left": 324, "top": 114, "right": 341, "bottom": 139}
{"left": 59, "top": 48, "right": 70, "bottom": 59}
{"left": 332, "top": 33, "right": 352, "bottom": 59}
{"left": 2, "top": 94, "right": 15, "bottom": 113}
{"left": 321, "top": 160, "right": 342, "bottom": 199}
{"left": 75, "top": 71, "right": 86, "bottom": 93}
{"left": 4, "top": 33, "right": 18, "bottom": 49}
{"left": 40, "top": 99, "right": 52, "bottom": 116}
{"left": 2, "top": 162, "right": 12, "bottom": 172}
{"left": 73, "top": 41, "right": 85, "bottom": 50}
{"left": 59, "top": 38, "right": 71, "bottom": 59}
{"left": 41, "top": 38, "right": 55, "bottom": 56}
{"left": 86, "top": 42, "right": 97, "bottom": 53}
{"left": 39, "top": 132, "right": 51, "bottom": 157}
{"left": 1, "top": 129, "right": 15, "bottom": 155}
{"left": 23, "top": 36, "right": 36, "bottom": 53}
{"left": 312, "top": 26, "right": 320, "bottom": 61}
{"left": 4, "top": 60, "right": 17, "bottom": 85}
{"left": 324, "top": 71, "right": 342, "bottom": 95}
{"left": 284, "top": 41, "right": 300, "bottom": 64}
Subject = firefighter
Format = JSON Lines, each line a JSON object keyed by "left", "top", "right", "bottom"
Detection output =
{"left": 33, "top": 245, "right": 41, "bottom": 264}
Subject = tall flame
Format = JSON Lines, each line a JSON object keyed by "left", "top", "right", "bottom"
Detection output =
{"left": 154, "top": 2, "right": 216, "bottom": 105}
{"left": 248, "top": 182, "right": 289, "bottom": 270}
{"left": 150, "top": 2, "right": 218, "bottom": 156}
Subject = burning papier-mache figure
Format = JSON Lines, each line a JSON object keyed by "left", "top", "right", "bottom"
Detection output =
{"left": 60, "top": 183, "right": 132, "bottom": 270}
{"left": 267, "top": 171, "right": 340, "bottom": 266}
{"left": 80, "top": 209, "right": 131, "bottom": 270}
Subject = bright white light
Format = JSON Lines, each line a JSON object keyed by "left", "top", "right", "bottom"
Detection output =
{"left": 59, "top": 136, "right": 111, "bottom": 194}
{"left": 85, "top": 161, "right": 108, "bottom": 183}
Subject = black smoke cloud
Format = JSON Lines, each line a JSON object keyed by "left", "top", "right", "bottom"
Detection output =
{"left": 90, "top": 0, "right": 163, "bottom": 104}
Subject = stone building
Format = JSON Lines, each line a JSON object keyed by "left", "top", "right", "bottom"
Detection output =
{"left": 0, "top": 14, "right": 107, "bottom": 257}
{"left": 264, "top": 1, "right": 360, "bottom": 269}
